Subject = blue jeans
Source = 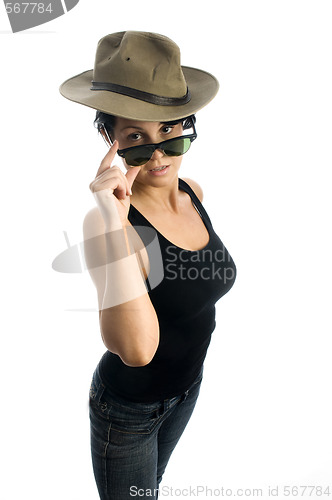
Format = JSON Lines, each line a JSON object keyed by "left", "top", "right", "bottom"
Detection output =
{"left": 89, "top": 361, "right": 203, "bottom": 500}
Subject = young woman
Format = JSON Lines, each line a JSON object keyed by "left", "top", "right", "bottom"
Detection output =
{"left": 60, "top": 30, "right": 236, "bottom": 500}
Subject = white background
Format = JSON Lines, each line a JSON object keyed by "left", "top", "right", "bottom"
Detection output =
{"left": 1, "top": 1, "right": 332, "bottom": 498}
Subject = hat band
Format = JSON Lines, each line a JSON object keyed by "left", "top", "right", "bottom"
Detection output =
{"left": 90, "top": 81, "right": 191, "bottom": 106}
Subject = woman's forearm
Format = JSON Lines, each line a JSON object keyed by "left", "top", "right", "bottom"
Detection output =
{"left": 99, "top": 224, "right": 159, "bottom": 367}
{"left": 85, "top": 163, "right": 159, "bottom": 366}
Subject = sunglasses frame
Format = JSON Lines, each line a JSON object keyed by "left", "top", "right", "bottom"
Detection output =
{"left": 101, "top": 118, "right": 197, "bottom": 167}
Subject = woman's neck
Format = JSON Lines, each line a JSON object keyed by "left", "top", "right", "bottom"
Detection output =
{"left": 131, "top": 176, "right": 182, "bottom": 214}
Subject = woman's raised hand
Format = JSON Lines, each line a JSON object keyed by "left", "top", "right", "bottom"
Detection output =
{"left": 89, "top": 141, "right": 141, "bottom": 229}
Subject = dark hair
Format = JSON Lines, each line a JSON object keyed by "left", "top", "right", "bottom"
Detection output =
{"left": 93, "top": 111, "right": 196, "bottom": 141}
{"left": 94, "top": 111, "right": 117, "bottom": 135}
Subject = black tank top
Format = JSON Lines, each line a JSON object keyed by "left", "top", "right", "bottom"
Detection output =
{"left": 99, "top": 178, "right": 236, "bottom": 402}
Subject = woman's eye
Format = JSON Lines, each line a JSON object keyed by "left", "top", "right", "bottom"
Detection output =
{"left": 128, "top": 133, "right": 142, "bottom": 141}
{"left": 162, "top": 126, "right": 173, "bottom": 135}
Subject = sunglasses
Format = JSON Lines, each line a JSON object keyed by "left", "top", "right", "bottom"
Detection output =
{"left": 101, "top": 121, "right": 197, "bottom": 167}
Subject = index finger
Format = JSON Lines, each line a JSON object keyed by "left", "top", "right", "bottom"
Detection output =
{"left": 96, "top": 140, "right": 119, "bottom": 177}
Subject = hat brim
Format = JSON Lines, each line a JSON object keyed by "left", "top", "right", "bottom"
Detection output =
{"left": 59, "top": 66, "right": 219, "bottom": 121}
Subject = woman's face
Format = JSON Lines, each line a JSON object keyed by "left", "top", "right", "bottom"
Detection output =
{"left": 111, "top": 117, "right": 184, "bottom": 187}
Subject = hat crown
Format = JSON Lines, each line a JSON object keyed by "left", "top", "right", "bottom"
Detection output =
{"left": 93, "top": 31, "right": 188, "bottom": 99}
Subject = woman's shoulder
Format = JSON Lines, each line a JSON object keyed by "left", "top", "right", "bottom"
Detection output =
{"left": 180, "top": 177, "right": 204, "bottom": 202}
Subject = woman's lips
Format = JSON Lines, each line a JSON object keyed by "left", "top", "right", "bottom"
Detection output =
{"left": 147, "top": 165, "right": 170, "bottom": 176}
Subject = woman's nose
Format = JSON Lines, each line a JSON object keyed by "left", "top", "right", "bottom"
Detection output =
{"left": 150, "top": 148, "right": 165, "bottom": 161}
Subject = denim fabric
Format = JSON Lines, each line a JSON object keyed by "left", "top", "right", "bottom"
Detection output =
{"left": 89, "top": 361, "right": 203, "bottom": 500}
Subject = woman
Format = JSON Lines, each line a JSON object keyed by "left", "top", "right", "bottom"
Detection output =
{"left": 60, "top": 31, "right": 236, "bottom": 499}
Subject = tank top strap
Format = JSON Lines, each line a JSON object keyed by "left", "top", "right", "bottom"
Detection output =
{"left": 178, "top": 178, "right": 212, "bottom": 227}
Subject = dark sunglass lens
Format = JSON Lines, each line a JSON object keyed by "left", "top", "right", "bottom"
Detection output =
{"left": 124, "top": 147, "right": 152, "bottom": 166}
{"left": 123, "top": 138, "right": 192, "bottom": 166}
{"left": 163, "top": 138, "right": 192, "bottom": 157}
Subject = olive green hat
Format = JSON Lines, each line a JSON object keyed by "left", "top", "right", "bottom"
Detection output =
{"left": 59, "top": 31, "right": 219, "bottom": 122}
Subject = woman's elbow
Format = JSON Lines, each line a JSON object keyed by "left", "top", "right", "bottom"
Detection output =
{"left": 107, "top": 346, "right": 157, "bottom": 367}
{"left": 121, "top": 351, "right": 156, "bottom": 367}
{"left": 100, "top": 309, "right": 159, "bottom": 367}
{"left": 103, "top": 337, "right": 159, "bottom": 367}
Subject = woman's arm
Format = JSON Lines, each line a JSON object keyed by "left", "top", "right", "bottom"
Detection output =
{"left": 83, "top": 206, "right": 159, "bottom": 367}
{"left": 83, "top": 144, "right": 159, "bottom": 367}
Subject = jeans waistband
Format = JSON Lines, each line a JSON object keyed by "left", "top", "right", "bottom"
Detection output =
{"left": 90, "top": 358, "right": 203, "bottom": 406}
